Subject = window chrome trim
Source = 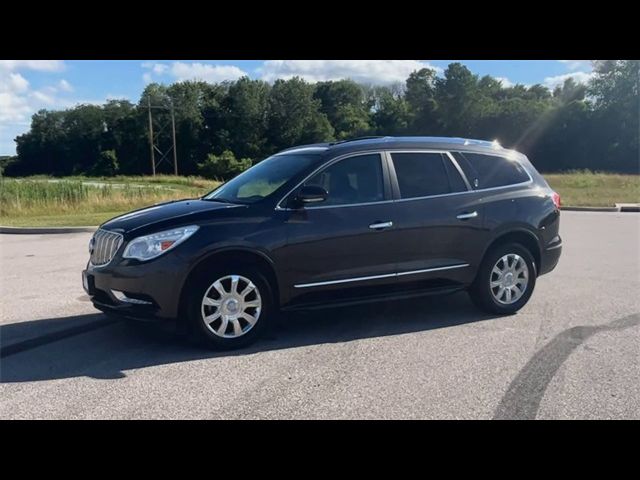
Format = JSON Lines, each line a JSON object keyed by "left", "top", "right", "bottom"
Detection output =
{"left": 275, "top": 148, "right": 534, "bottom": 211}
{"left": 294, "top": 263, "right": 469, "bottom": 288}
{"left": 445, "top": 151, "right": 473, "bottom": 191}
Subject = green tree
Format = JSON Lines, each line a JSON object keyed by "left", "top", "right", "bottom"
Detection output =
{"left": 553, "top": 78, "right": 587, "bottom": 103}
{"left": 267, "top": 77, "right": 334, "bottom": 151}
{"left": 405, "top": 68, "right": 438, "bottom": 134}
{"left": 91, "top": 149, "right": 119, "bottom": 176}
{"left": 197, "top": 150, "right": 252, "bottom": 180}
{"left": 223, "top": 77, "right": 271, "bottom": 158}
{"left": 314, "top": 79, "right": 371, "bottom": 139}
{"left": 7, "top": 61, "right": 639, "bottom": 177}
{"left": 101, "top": 99, "right": 146, "bottom": 175}
{"left": 371, "top": 86, "right": 411, "bottom": 135}
{"left": 587, "top": 60, "right": 639, "bottom": 172}
{"left": 435, "top": 63, "right": 480, "bottom": 135}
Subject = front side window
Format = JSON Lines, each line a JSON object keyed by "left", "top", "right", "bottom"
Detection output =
{"left": 391, "top": 152, "right": 463, "bottom": 199}
{"left": 204, "top": 153, "right": 320, "bottom": 204}
{"left": 303, "top": 153, "right": 384, "bottom": 206}
{"left": 452, "top": 152, "right": 530, "bottom": 189}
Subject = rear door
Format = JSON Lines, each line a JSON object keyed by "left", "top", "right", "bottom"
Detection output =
{"left": 386, "top": 150, "right": 486, "bottom": 285}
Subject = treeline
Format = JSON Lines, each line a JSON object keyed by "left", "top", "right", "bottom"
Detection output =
{"left": 5, "top": 61, "right": 639, "bottom": 178}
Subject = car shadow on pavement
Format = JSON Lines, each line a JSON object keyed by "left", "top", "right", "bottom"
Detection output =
{"left": 1, "top": 291, "right": 502, "bottom": 383}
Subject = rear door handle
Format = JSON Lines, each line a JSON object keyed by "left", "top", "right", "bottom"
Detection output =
{"left": 456, "top": 211, "right": 478, "bottom": 220}
{"left": 369, "top": 221, "right": 393, "bottom": 230}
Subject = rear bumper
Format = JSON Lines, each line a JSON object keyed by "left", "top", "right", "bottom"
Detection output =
{"left": 539, "top": 236, "right": 562, "bottom": 276}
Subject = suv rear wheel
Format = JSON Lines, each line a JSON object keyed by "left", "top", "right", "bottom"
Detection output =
{"left": 187, "top": 267, "right": 273, "bottom": 349}
{"left": 469, "top": 243, "right": 537, "bottom": 315}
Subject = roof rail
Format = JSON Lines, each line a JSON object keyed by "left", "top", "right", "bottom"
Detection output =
{"left": 328, "top": 136, "right": 390, "bottom": 146}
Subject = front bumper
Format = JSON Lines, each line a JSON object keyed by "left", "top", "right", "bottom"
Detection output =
{"left": 82, "top": 253, "right": 187, "bottom": 321}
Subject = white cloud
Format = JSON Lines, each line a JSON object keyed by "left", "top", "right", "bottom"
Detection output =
{"left": 142, "top": 61, "right": 248, "bottom": 84}
{"left": 0, "top": 92, "right": 31, "bottom": 124}
{"left": 0, "top": 60, "right": 77, "bottom": 154}
{"left": 0, "top": 60, "right": 65, "bottom": 72}
{"left": 559, "top": 60, "right": 593, "bottom": 71}
{"left": 6, "top": 72, "right": 30, "bottom": 93}
{"left": 258, "top": 60, "right": 442, "bottom": 84}
{"left": 170, "top": 62, "right": 247, "bottom": 82}
{"left": 31, "top": 90, "right": 56, "bottom": 105}
{"left": 544, "top": 71, "right": 594, "bottom": 90}
{"left": 494, "top": 76, "right": 514, "bottom": 88}
{"left": 58, "top": 79, "right": 73, "bottom": 92}
{"left": 152, "top": 64, "right": 168, "bottom": 75}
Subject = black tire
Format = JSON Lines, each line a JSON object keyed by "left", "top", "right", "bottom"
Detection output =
{"left": 187, "top": 266, "right": 274, "bottom": 350}
{"left": 468, "top": 242, "right": 537, "bottom": 315}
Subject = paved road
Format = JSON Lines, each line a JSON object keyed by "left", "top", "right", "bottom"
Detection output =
{"left": 1, "top": 212, "right": 639, "bottom": 419}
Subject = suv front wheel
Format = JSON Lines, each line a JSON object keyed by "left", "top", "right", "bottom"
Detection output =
{"left": 187, "top": 267, "right": 273, "bottom": 349}
{"left": 469, "top": 243, "right": 537, "bottom": 315}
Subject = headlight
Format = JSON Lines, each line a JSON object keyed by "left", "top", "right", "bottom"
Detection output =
{"left": 122, "top": 225, "right": 199, "bottom": 261}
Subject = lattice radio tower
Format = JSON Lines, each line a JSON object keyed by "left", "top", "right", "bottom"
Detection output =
{"left": 146, "top": 96, "right": 178, "bottom": 175}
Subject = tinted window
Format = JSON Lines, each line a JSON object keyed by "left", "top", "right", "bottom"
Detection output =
{"left": 304, "top": 153, "right": 384, "bottom": 206}
{"left": 391, "top": 152, "right": 454, "bottom": 198}
{"left": 205, "top": 153, "right": 320, "bottom": 204}
{"left": 442, "top": 155, "right": 468, "bottom": 193}
{"left": 452, "top": 152, "right": 530, "bottom": 189}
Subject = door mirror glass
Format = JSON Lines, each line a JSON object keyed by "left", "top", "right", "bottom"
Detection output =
{"left": 296, "top": 185, "right": 328, "bottom": 205}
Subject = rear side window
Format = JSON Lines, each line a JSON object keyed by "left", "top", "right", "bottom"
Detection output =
{"left": 452, "top": 152, "right": 530, "bottom": 189}
{"left": 391, "top": 152, "right": 466, "bottom": 199}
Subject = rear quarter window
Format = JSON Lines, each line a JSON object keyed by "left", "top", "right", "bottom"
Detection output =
{"left": 452, "top": 152, "right": 530, "bottom": 189}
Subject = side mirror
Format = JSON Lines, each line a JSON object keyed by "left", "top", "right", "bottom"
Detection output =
{"left": 295, "top": 185, "right": 328, "bottom": 206}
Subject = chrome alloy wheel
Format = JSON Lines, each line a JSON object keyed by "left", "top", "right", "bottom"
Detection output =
{"left": 490, "top": 254, "right": 529, "bottom": 305}
{"left": 201, "top": 275, "right": 262, "bottom": 338}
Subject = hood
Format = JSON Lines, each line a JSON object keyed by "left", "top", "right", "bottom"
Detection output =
{"left": 101, "top": 198, "right": 243, "bottom": 234}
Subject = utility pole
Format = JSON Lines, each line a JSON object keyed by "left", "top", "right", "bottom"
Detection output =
{"left": 171, "top": 103, "right": 178, "bottom": 175}
{"left": 147, "top": 96, "right": 156, "bottom": 176}
{"left": 146, "top": 99, "right": 179, "bottom": 176}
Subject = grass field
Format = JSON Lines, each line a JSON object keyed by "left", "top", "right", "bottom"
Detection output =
{"left": 1, "top": 171, "right": 638, "bottom": 227}
{"left": 544, "top": 171, "right": 639, "bottom": 207}
{"left": 0, "top": 175, "right": 220, "bottom": 227}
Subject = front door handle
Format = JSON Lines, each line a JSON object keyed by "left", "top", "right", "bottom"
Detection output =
{"left": 369, "top": 221, "right": 393, "bottom": 230}
{"left": 456, "top": 211, "right": 478, "bottom": 220}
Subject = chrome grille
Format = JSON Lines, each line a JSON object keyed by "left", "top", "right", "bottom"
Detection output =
{"left": 90, "top": 229, "right": 123, "bottom": 266}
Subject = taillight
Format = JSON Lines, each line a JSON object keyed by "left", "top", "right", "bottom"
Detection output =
{"left": 551, "top": 191, "right": 561, "bottom": 209}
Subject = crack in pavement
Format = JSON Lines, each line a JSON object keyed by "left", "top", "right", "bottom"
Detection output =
{"left": 493, "top": 313, "right": 640, "bottom": 420}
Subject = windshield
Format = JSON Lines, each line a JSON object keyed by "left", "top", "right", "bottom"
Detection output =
{"left": 203, "top": 153, "right": 321, "bottom": 204}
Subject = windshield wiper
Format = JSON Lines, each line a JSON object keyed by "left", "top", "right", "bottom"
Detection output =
{"left": 203, "top": 197, "right": 236, "bottom": 204}
{"left": 203, "top": 196, "right": 250, "bottom": 205}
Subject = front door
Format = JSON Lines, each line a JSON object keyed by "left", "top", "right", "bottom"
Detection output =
{"left": 279, "top": 152, "right": 398, "bottom": 302}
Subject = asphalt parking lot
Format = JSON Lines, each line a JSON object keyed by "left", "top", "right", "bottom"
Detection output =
{"left": 1, "top": 211, "right": 638, "bottom": 419}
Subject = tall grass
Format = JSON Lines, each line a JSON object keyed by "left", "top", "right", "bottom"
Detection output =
{"left": 0, "top": 176, "right": 220, "bottom": 220}
{"left": 544, "top": 170, "right": 640, "bottom": 206}
{"left": 50, "top": 174, "right": 217, "bottom": 189}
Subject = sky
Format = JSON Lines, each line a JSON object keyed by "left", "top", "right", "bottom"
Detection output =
{"left": 0, "top": 60, "right": 595, "bottom": 155}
